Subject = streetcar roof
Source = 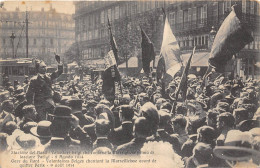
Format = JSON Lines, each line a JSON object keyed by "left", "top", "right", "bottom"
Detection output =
{"left": 0, "top": 58, "right": 33, "bottom": 65}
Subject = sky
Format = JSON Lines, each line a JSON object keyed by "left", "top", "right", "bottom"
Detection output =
{"left": 1, "top": 0, "right": 75, "bottom": 14}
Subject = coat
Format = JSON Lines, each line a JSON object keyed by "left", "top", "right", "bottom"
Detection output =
{"left": 108, "top": 121, "right": 134, "bottom": 147}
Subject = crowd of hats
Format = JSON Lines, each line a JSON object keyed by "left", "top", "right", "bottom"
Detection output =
{"left": 0, "top": 74, "right": 260, "bottom": 167}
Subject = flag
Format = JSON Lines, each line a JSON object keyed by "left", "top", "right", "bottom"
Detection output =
{"left": 108, "top": 17, "right": 119, "bottom": 63}
{"left": 209, "top": 4, "right": 253, "bottom": 72}
{"left": 104, "top": 50, "right": 117, "bottom": 69}
{"left": 141, "top": 27, "right": 155, "bottom": 74}
{"left": 102, "top": 18, "right": 121, "bottom": 102}
{"left": 175, "top": 47, "right": 196, "bottom": 101}
{"left": 157, "top": 13, "right": 182, "bottom": 86}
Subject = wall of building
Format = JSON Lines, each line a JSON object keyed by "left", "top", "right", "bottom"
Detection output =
{"left": 74, "top": 0, "right": 259, "bottom": 77}
{"left": 0, "top": 7, "right": 75, "bottom": 65}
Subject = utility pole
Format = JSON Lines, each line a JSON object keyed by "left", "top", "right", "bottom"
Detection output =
{"left": 25, "top": 10, "right": 29, "bottom": 58}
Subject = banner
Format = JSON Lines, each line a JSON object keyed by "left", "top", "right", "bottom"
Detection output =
{"left": 104, "top": 50, "right": 117, "bottom": 69}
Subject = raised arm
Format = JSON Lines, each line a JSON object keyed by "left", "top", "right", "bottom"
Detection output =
{"left": 50, "top": 64, "right": 63, "bottom": 80}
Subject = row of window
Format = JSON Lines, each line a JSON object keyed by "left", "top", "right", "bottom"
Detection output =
{"left": 82, "top": 46, "right": 109, "bottom": 60}
{"left": 76, "top": 0, "right": 259, "bottom": 33}
{"left": 1, "top": 66, "right": 35, "bottom": 76}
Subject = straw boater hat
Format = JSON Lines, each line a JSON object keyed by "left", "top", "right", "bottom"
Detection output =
{"left": 214, "top": 130, "right": 260, "bottom": 161}
{"left": 7, "top": 129, "right": 41, "bottom": 150}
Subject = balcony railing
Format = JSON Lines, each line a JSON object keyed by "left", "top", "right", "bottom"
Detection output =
{"left": 171, "top": 14, "right": 259, "bottom": 34}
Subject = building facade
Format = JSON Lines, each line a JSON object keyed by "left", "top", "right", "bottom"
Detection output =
{"left": 0, "top": 7, "right": 75, "bottom": 65}
{"left": 74, "top": 1, "right": 259, "bottom": 78}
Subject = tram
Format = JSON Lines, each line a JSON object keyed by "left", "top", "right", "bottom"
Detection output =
{"left": 0, "top": 58, "right": 35, "bottom": 86}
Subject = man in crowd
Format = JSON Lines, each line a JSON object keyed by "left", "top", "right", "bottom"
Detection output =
{"left": 26, "top": 59, "right": 63, "bottom": 121}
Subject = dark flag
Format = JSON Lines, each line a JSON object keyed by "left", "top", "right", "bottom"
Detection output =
{"left": 209, "top": 4, "right": 253, "bottom": 72}
{"left": 175, "top": 47, "right": 196, "bottom": 101}
{"left": 141, "top": 27, "right": 155, "bottom": 74}
{"left": 102, "top": 18, "right": 121, "bottom": 102}
{"left": 108, "top": 17, "right": 119, "bottom": 63}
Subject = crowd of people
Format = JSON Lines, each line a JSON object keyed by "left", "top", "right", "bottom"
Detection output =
{"left": 0, "top": 60, "right": 260, "bottom": 168}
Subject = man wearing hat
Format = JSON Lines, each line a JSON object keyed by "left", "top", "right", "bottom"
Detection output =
{"left": 216, "top": 112, "right": 235, "bottom": 146}
{"left": 109, "top": 105, "right": 134, "bottom": 147}
{"left": 14, "top": 93, "right": 27, "bottom": 120}
{"left": 171, "top": 115, "right": 189, "bottom": 147}
{"left": 184, "top": 142, "right": 213, "bottom": 168}
{"left": 116, "top": 117, "right": 151, "bottom": 155}
{"left": 214, "top": 130, "right": 260, "bottom": 167}
{"left": 93, "top": 119, "right": 114, "bottom": 151}
{"left": 30, "top": 120, "right": 51, "bottom": 145}
{"left": 85, "top": 100, "right": 98, "bottom": 119}
{"left": 18, "top": 105, "right": 38, "bottom": 131}
{"left": 67, "top": 98, "right": 95, "bottom": 127}
{"left": 0, "top": 100, "right": 14, "bottom": 120}
{"left": 26, "top": 59, "right": 63, "bottom": 121}
{"left": 45, "top": 105, "right": 92, "bottom": 151}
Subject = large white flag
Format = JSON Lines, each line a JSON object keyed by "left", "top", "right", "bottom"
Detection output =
{"left": 160, "top": 17, "right": 182, "bottom": 77}
{"left": 104, "top": 50, "right": 117, "bottom": 69}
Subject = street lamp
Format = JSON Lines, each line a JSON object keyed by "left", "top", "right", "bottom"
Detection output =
{"left": 10, "top": 32, "right": 16, "bottom": 58}
{"left": 209, "top": 26, "right": 216, "bottom": 49}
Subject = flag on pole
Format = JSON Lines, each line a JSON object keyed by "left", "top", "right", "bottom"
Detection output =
{"left": 104, "top": 50, "right": 117, "bottom": 69}
{"left": 141, "top": 27, "right": 155, "bottom": 75}
{"left": 108, "top": 17, "right": 119, "bottom": 63}
{"left": 209, "top": 4, "right": 253, "bottom": 72}
{"left": 175, "top": 46, "right": 196, "bottom": 101}
{"left": 102, "top": 18, "right": 121, "bottom": 102}
{"left": 157, "top": 10, "right": 182, "bottom": 86}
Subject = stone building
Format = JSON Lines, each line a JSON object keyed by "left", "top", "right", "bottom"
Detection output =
{"left": 0, "top": 7, "right": 75, "bottom": 65}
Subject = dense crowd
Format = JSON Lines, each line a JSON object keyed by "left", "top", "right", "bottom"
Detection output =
{"left": 0, "top": 61, "right": 260, "bottom": 168}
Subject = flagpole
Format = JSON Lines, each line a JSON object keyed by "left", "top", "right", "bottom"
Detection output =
{"left": 171, "top": 46, "right": 196, "bottom": 116}
{"left": 107, "top": 16, "right": 123, "bottom": 97}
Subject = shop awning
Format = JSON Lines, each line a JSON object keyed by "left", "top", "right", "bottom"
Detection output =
{"left": 154, "top": 52, "right": 210, "bottom": 67}
{"left": 118, "top": 57, "right": 138, "bottom": 68}
{"left": 181, "top": 52, "right": 210, "bottom": 67}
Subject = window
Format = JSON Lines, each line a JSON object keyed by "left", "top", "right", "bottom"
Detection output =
{"left": 137, "top": 2, "right": 141, "bottom": 13}
{"left": 115, "top": 6, "right": 119, "bottom": 19}
{"left": 177, "top": 10, "right": 183, "bottom": 23}
{"left": 34, "top": 39, "right": 36, "bottom": 45}
{"left": 3, "top": 38, "right": 5, "bottom": 45}
{"left": 250, "top": 1, "right": 254, "bottom": 14}
{"left": 169, "top": 12, "right": 175, "bottom": 25}
{"left": 224, "top": 0, "right": 231, "bottom": 12}
{"left": 147, "top": 1, "right": 151, "bottom": 10}
{"left": 101, "top": 11, "right": 104, "bottom": 24}
{"left": 95, "top": 29, "right": 99, "bottom": 39}
{"left": 131, "top": 3, "right": 136, "bottom": 15}
{"left": 188, "top": 8, "right": 192, "bottom": 23}
{"left": 218, "top": 2, "right": 224, "bottom": 15}
{"left": 183, "top": 10, "right": 188, "bottom": 23}
{"left": 50, "top": 39, "right": 53, "bottom": 45}
{"left": 112, "top": 8, "right": 115, "bottom": 21}
{"left": 192, "top": 7, "right": 197, "bottom": 22}
{"left": 108, "top": 8, "right": 111, "bottom": 20}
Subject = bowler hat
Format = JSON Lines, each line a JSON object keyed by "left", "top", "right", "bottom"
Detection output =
{"left": 237, "top": 120, "right": 260, "bottom": 132}
{"left": 48, "top": 105, "right": 72, "bottom": 118}
{"left": 30, "top": 121, "right": 52, "bottom": 138}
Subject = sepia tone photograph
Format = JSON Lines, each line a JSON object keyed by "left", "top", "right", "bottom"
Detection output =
{"left": 0, "top": 0, "right": 259, "bottom": 167}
